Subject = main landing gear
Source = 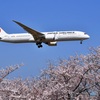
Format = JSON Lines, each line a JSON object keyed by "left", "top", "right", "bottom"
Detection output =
{"left": 36, "top": 42, "right": 43, "bottom": 48}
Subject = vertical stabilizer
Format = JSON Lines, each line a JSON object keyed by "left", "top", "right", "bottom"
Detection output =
{"left": 0, "top": 28, "right": 8, "bottom": 35}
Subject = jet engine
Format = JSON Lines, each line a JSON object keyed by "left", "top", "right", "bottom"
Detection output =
{"left": 46, "top": 41, "right": 57, "bottom": 46}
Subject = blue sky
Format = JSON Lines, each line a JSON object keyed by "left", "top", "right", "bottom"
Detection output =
{"left": 0, "top": 0, "right": 100, "bottom": 78}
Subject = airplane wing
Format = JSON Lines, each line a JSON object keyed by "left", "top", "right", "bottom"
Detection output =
{"left": 13, "top": 20, "right": 44, "bottom": 41}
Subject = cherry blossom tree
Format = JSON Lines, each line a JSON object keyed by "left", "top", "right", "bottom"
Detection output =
{"left": 0, "top": 47, "right": 100, "bottom": 100}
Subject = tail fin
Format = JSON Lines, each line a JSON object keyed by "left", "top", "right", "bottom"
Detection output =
{"left": 0, "top": 28, "right": 8, "bottom": 35}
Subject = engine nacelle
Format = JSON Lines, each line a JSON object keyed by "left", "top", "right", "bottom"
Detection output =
{"left": 45, "top": 34, "right": 55, "bottom": 40}
{"left": 47, "top": 41, "right": 57, "bottom": 46}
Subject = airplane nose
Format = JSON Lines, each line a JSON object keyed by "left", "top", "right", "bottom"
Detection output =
{"left": 87, "top": 35, "right": 90, "bottom": 39}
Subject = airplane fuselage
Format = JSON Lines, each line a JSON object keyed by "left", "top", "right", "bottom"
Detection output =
{"left": 1, "top": 31, "right": 89, "bottom": 43}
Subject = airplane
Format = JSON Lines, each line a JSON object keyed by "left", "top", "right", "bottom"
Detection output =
{"left": 0, "top": 20, "right": 90, "bottom": 48}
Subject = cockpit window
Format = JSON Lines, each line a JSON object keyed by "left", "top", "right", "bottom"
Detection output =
{"left": 84, "top": 33, "right": 87, "bottom": 35}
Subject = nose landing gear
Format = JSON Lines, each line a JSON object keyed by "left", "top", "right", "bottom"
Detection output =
{"left": 80, "top": 41, "right": 82, "bottom": 44}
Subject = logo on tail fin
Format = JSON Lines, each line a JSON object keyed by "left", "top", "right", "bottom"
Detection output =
{"left": 0, "top": 28, "right": 8, "bottom": 35}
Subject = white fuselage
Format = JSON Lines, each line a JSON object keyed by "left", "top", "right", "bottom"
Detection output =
{"left": 0, "top": 31, "right": 90, "bottom": 43}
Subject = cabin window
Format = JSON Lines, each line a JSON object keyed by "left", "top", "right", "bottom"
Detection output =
{"left": 67, "top": 32, "right": 74, "bottom": 34}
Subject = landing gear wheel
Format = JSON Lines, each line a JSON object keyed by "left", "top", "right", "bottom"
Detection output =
{"left": 38, "top": 45, "right": 43, "bottom": 48}
{"left": 36, "top": 42, "right": 43, "bottom": 48}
